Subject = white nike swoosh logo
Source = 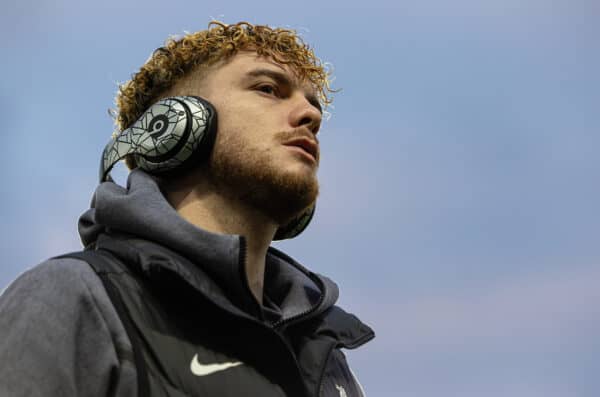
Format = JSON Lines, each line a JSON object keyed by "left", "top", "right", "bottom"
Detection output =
{"left": 190, "top": 354, "right": 243, "bottom": 376}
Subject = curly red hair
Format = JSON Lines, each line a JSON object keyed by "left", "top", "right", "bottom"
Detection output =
{"left": 115, "top": 21, "right": 334, "bottom": 133}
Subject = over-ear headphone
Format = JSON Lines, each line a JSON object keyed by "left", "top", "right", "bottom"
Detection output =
{"left": 100, "top": 95, "right": 314, "bottom": 240}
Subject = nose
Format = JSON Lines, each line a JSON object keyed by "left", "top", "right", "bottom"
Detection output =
{"left": 288, "top": 94, "right": 322, "bottom": 136}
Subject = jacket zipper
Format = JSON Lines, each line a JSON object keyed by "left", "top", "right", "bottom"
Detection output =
{"left": 238, "top": 236, "right": 326, "bottom": 330}
{"left": 238, "top": 236, "right": 265, "bottom": 319}
{"left": 271, "top": 274, "right": 326, "bottom": 329}
{"left": 238, "top": 236, "right": 309, "bottom": 397}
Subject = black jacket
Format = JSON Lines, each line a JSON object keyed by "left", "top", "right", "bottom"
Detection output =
{"left": 0, "top": 170, "right": 374, "bottom": 397}
{"left": 70, "top": 232, "right": 373, "bottom": 397}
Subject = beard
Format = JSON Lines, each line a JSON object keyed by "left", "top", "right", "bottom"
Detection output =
{"left": 206, "top": 129, "right": 319, "bottom": 225}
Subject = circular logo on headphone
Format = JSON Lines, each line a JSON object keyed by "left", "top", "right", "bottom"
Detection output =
{"left": 147, "top": 114, "right": 170, "bottom": 140}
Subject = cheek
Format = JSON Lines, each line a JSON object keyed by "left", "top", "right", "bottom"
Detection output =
{"left": 217, "top": 105, "right": 273, "bottom": 144}
{"left": 212, "top": 111, "right": 256, "bottom": 158}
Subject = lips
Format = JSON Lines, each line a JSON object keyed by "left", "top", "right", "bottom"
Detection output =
{"left": 283, "top": 137, "right": 319, "bottom": 162}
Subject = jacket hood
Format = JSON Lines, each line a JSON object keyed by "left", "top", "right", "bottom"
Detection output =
{"left": 78, "top": 170, "right": 341, "bottom": 326}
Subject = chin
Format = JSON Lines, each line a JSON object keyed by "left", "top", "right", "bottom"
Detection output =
{"left": 263, "top": 168, "right": 319, "bottom": 224}
{"left": 209, "top": 147, "right": 319, "bottom": 223}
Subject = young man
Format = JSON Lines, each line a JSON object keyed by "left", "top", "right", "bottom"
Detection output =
{"left": 0, "top": 22, "right": 374, "bottom": 397}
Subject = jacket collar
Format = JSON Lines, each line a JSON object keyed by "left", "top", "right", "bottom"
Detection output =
{"left": 80, "top": 171, "right": 323, "bottom": 322}
{"left": 80, "top": 169, "right": 373, "bottom": 347}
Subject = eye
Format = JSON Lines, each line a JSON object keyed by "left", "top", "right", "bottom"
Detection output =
{"left": 256, "top": 83, "right": 278, "bottom": 96}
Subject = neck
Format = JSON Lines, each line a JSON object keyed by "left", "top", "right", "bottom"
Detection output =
{"left": 163, "top": 170, "right": 277, "bottom": 305}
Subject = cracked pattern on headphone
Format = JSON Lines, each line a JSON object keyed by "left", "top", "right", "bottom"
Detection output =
{"left": 101, "top": 97, "right": 210, "bottom": 180}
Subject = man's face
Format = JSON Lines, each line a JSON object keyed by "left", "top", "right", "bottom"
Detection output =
{"left": 183, "top": 52, "right": 323, "bottom": 224}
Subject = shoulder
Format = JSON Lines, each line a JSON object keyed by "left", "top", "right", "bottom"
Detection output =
{"left": 2, "top": 256, "right": 108, "bottom": 309}
{"left": 0, "top": 255, "right": 137, "bottom": 397}
{"left": 0, "top": 255, "right": 129, "bottom": 349}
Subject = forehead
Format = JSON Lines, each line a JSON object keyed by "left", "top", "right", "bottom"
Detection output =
{"left": 216, "top": 52, "right": 319, "bottom": 95}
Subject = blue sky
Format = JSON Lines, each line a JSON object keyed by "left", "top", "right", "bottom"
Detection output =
{"left": 1, "top": 1, "right": 598, "bottom": 396}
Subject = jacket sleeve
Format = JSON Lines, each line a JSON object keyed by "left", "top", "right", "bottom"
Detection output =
{"left": 0, "top": 258, "right": 137, "bottom": 397}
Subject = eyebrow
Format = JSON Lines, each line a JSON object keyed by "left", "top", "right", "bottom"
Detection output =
{"left": 246, "top": 68, "right": 323, "bottom": 114}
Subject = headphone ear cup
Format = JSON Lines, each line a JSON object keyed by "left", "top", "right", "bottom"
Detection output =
{"left": 274, "top": 205, "right": 315, "bottom": 240}
{"left": 134, "top": 96, "right": 217, "bottom": 173}
{"left": 100, "top": 96, "right": 217, "bottom": 182}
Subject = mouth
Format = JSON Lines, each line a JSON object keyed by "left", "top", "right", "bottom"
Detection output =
{"left": 283, "top": 138, "right": 319, "bottom": 162}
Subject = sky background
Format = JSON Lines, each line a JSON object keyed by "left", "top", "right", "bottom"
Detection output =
{"left": 1, "top": 0, "right": 598, "bottom": 396}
